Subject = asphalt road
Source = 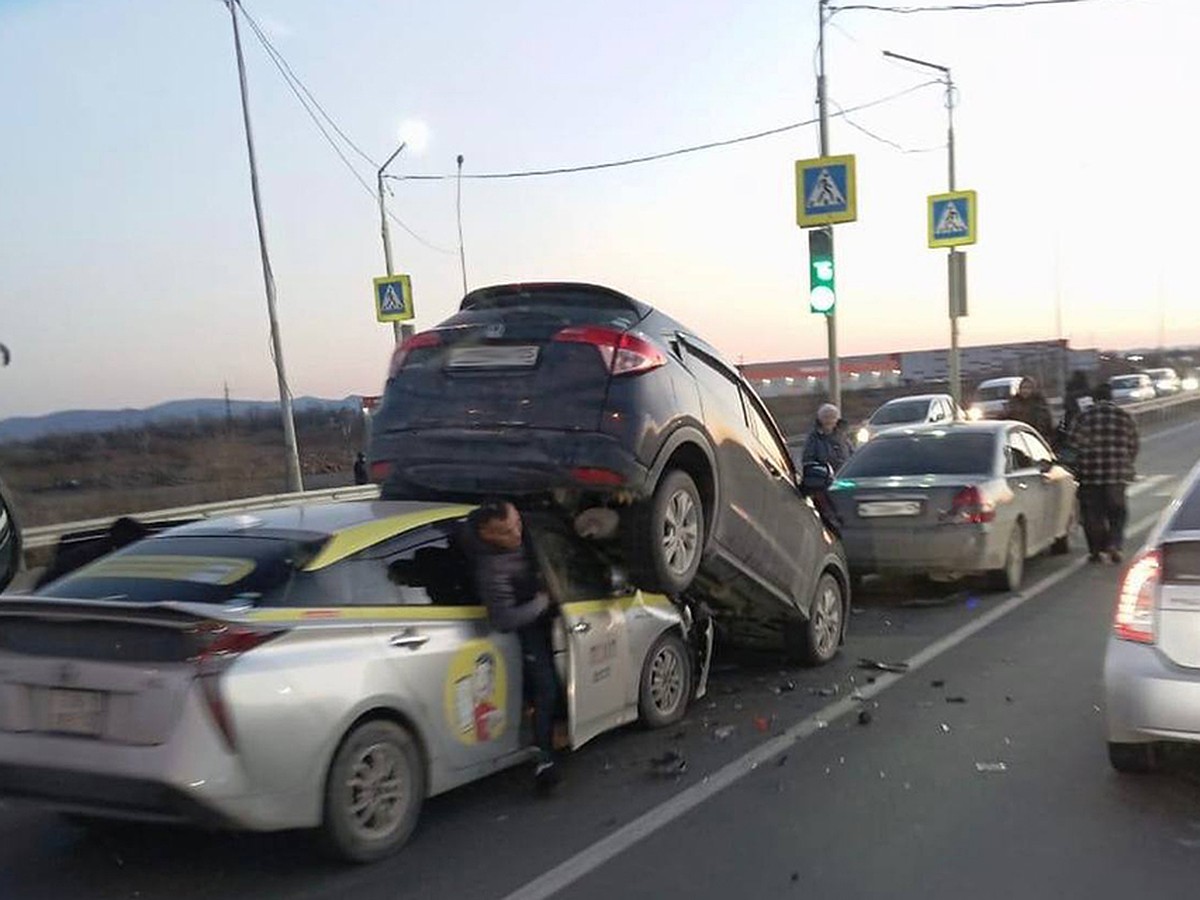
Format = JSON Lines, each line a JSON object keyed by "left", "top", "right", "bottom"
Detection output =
{"left": 1, "top": 418, "right": 1198, "bottom": 900}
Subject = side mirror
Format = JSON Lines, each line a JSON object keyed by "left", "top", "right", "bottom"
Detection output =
{"left": 0, "top": 479, "right": 22, "bottom": 593}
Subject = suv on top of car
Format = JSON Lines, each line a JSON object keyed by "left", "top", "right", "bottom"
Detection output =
{"left": 368, "top": 282, "right": 849, "bottom": 661}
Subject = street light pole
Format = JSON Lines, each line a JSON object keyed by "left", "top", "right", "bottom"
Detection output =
{"left": 883, "top": 50, "right": 962, "bottom": 407}
{"left": 816, "top": 0, "right": 840, "bottom": 409}
{"left": 377, "top": 143, "right": 414, "bottom": 346}
{"left": 223, "top": 0, "right": 303, "bottom": 493}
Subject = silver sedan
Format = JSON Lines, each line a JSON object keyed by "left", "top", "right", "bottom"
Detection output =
{"left": 1104, "top": 459, "right": 1200, "bottom": 772}
{"left": 0, "top": 501, "right": 711, "bottom": 862}
{"left": 828, "top": 421, "right": 1078, "bottom": 590}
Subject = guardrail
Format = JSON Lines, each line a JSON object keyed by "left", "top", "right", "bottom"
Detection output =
{"left": 18, "top": 389, "right": 1200, "bottom": 559}
{"left": 21, "top": 483, "right": 381, "bottom": 552}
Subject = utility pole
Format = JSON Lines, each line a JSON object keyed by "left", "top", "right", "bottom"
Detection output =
{"left": 224, "top": 0, "right": 304, "bottom": 492}
{"left": 378, "top": 143, "right": 415, "bottom": 345}
{"left": 883, "top": 50, "right": 962, "bottom": 406}
{"left": 815, "top": 0, "right": 840, "bottom": 409}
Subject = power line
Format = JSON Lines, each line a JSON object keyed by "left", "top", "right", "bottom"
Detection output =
{"left": 235, "top": 2, "right": 455, "bottom": 254}
{"left": 830, "top": 99, "right": 945, "bottom": 153}
{"left": 388, "top": 81, "right": 941, "bottom": 182}
{"left": 830, "top": 0, "right": 1106, "bottom": 13}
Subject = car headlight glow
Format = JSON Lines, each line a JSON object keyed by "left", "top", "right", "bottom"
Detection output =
{"left": 966, "top": 406, "right": 983, "bottom": 421}
{"left": 857, "top": 427, "right": 870, "bottom": 444}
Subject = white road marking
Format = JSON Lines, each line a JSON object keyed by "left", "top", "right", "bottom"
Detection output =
{"left": 501, "top": 503, "right": 1169, "bottom": 900}
{"left": 1144, "top": 418, "right": 1200, "bottom": 443}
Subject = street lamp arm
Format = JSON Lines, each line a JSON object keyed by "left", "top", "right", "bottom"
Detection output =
{"left": 882, "top": 49, "right": 950, "bottom": 76}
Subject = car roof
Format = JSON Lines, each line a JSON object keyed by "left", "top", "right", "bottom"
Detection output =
{"left": 879, "top": 393, "right": 947, "bottom": 404}
{"left": 459, "top": 282, "right": 654, "bottom": 319}
{"left": 977, "top": 376, "right": 1023, "bottom": 388}
{"left": 870, "top": 421, "right": 1011, "bottom": 438}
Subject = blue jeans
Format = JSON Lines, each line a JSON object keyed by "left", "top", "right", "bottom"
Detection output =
{"left": 518, "top": 620, "right": 561, "bottom": 759}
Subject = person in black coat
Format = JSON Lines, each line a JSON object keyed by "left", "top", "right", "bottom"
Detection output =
{"left": 800, "top": 403, "right": 852, "bottom": 534}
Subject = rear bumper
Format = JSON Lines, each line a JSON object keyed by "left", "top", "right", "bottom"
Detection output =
{"left": 375, "top": 428, "right": 651, "bottom": 499}
{"left": 1104, "top": 638, "right": 1200, "bottom": 744}
{"left": 838, "top": 523, "right": 1001, "bottom": 575}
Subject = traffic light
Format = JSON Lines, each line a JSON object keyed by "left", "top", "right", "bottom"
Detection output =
{"left": 808, "top": 227, "right": 836, "bottom": 315}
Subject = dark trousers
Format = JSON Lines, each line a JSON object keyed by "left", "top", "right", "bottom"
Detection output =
{"left": 518, "top": 621, "right": 561, "bottom": 760}
{"left": 1079, "top": 483, "right": 1129, "bottom": 555}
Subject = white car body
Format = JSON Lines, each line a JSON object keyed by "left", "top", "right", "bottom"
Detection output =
{"left": 855, "top": 393, "right": 964, "bottom": 446}
{"left": 1109, "top": 374, "right": 1156, "bottom": 405}
{"left": 969, "top": 377, "right": 1024, "bottom": 420}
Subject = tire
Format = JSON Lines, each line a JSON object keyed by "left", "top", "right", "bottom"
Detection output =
{"left": 989, "top": 522, "right": 1026, "bottom": 593}
{"left": 638, "top": 632, "right": 693, "bottom": 729}
{"left": 785, "top": 572, "right": 845, "bottom": 667}
{"left": 1108, "top": 741, "right": 1156, "bottom": 774}
{"left": 625, "top": 470, "right": 704, "bottom": 595}
{"left": 320, "top": 719, "right": 425, "bottom": 864}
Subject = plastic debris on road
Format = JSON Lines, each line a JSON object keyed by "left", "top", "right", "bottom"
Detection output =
{"left": 774, "top": 680, "right": 797, "bottom": 694}
{"left": 975, "top": 761, "right": 1008, "bottom": 773}
{"left": 713, "top": 725, "right": 736, "bottom": 741}
{"left": 930, "top": 679, "right": 946, "bottom": 688}
{"left": 946, "top": 696, "right": 967, "bottom": 704}
{"left": 966, "top": 596, "right": 981, "bottom": 609}
{"left": 650, "top": 750, "right": 687, "bottom": 778}
{"left": 810, "top": 685, "right": 839, "bottom": 697}
{"left": 754, "top": 715, "right": 771, "bottom": 733}
{"left": 939, "top": 723, "right": 952, "bottom": 734}
{"left": 858, "top": 658, "right": 910, "bottom": 673}
{"left": 858, "top": 709, "right": 873, "bottom": 726}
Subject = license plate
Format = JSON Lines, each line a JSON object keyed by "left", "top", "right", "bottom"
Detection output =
{"left": 446, "top": 345, "right": 540, "bottom": 369}
{"left": 858, "top": 500, "right": 922, "bottom": 518}
{"left": 48, "top": 689, "right": 105, "bottom": 736}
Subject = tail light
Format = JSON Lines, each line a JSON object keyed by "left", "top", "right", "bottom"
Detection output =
{"left": 387, "top": 331, "right": 442, "bottom": 378}
{"left": 944, "top": 486, "right": 995, "bottom": 524}
{"left": 553, "top": 326, "right": 666, "bottom": 376}
{"left": 190, "top": 624, "right": 283, "bottom": 751}
{"left": 369, "top": 459, "right": 394, "bottom": 483}
{"left": 1114, "top": 550, "right": 1159, "bottom": 644}
{"left": 570, "top": 466, "right": 625, "bottom": 487}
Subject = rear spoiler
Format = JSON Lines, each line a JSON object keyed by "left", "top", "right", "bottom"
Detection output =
{"left": 459, "top": 282, "right": 652, "bottom": 319}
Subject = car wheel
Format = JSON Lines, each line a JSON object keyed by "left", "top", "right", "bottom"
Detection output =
{"left": 638, "top": 632, "right": 693, "bottom": 729}
{"left": 320, "top": 719, "right": 425, "bottom": 864}
{"left": 1108, "top": 741, "right": 1156, "bottom": 773}
{"left": 989, "top": 522, "right": 1025, "bottom": 592}
{"left": 625, "top": 469, "right": 704, "bottom": 595}
{"left": 785, "top": 572, "right": 844, "bottom": 666}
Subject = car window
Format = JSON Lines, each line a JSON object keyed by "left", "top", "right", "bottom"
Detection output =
{"left": 1020, "top": 429, "right": 1055, "bottom": 464}
{"left": 383, "top": 538, "right": 475, "bottom": 606}
{"left": 838, "top": 432, "right": 996, "bottom": 477}
{"left": 530, "top": 527, "right": 612, "bottom": 602}
{"left": 977, "top": 384, "right": 1013, "bottom": 401}
{"left": 870, "top": 399, "right": 931, "bottom": 425}
{"left": 1006, "top": 430, "right": 1037, "bottom": 472}
{"left": 683, "top": 343, "right": 747, "bottom": 430}
{"left": 742, "top": 389, "right": 793, "bottom": 475}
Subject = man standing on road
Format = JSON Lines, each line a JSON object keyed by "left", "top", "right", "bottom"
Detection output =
{"left": 1068, "top": 382, "right": 1140, "bottom": 564}
{"left": 466, "top": 501, "right": 563, "bottom": 791}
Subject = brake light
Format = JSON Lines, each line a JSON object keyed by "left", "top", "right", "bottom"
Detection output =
{"left": 387, "top": 331, "right": 442, "bottom": 377}
{"left": 570, "top": 467, "right": 625, "bottom": 487}
{"left": 369, "top": 459, "right": 393, "bottom": 484}
{"left": 945, "top": 485, "right": 995, "bottom": 524}
{"left": 553, "top": 326, "right": 666, "bottom": 376}
{"left": 1115, "top": 550, "right": 1159, "bottom": 644}
{"left": 191, "top": 624, "right": 282, "bottom": 751}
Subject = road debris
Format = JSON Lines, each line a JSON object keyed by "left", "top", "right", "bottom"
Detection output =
{"left": 754, "top": 715, "right": 771, "bottom": 733}
{"left": 713, "top": 725, "right": 736, "bottom": 741}
{"left": 857, "top": 709, "right": 873, "bottom": 726}
{"left": 939, "top": 723, "right": 952, "bottom": 734}
{"left": 975, "top": 761, "right": 1008, "bottom": 773}
{"left": 945, "top": 696, "right": 967, "bottom": 704}
{"left": 859, "top": 658, "right": 909, "bottom": 674}
{"left": 649, "top": 750, "right": 687, "bottom": 778}
{"left": 774, "top": 680, "right": 797, "bottom": 694}
{"left": 776, "top": 754, "right": 790, "bottom": 767}
{"left": 930, "top": 679, "right": 946, "bottom": 688}
{"left": 809, "top": 685, "right": 839, "bottom": 697}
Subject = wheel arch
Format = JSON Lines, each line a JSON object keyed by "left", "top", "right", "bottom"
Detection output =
{"left": 646, "top": 426, "right": 719, "bottom": 545}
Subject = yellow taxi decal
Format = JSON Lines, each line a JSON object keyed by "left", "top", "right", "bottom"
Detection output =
{"left": 77, "top": 555, "right": 255, "bottom": 585}
{"left": 443, "top": 639, "right": 508, "bottom": 745}
{"left": 560, "top": 593, "right": 676, "bottom": 617}
{"left": 245, "top": 605, "right": 488, "bottom": 623}
{"left": 303, "top": 504, "right": 476, "bottom": 572}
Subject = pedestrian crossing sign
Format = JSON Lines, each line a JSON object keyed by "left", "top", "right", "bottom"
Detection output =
{"left": 795, "top": 154, "right": 857, "bottom": 227}
{"left": 373, "top": 274, "right": 414, "bottom": 323}
{"left": 928, "top": 190, "right": 977, "bottom": 248}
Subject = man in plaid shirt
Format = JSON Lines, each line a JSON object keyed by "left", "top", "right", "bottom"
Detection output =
{"left": 1067, "top": 382, "right": 1140, "bottom": 563}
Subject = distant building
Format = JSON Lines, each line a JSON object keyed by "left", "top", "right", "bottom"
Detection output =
{"left": 741, "top": 339, "right": 1099, "bottom": 398}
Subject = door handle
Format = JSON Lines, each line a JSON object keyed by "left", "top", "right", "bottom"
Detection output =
{"left": 570, "top": 621, "right": 592, "bottom": 634}
{"left": 388, "top": 630, "right": 430, "bottom": 650}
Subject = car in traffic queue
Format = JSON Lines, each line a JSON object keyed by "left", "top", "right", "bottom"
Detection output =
{"left": 1104, "top": 459, "right": 1200, "bottom": 773}
{"left": 1142, "top": 368, "right": 1181, "bottom": 398}
{"left": 854, "top": 393, "right": 965, "bottom": 447}
{"left": 368, "top": 281, "right": 851, "bottom": 661}
{"left": 1109, "top": 373, "right": 1156, "bottom": 405}
{"left": 0, "top": 500, "right": 713, "bottom": 864}
{"left": 827, "top": 421, "right": 1077, "bottom": 590}
{"left": 969, "top": 376, "right": 1024, "bottom": 420}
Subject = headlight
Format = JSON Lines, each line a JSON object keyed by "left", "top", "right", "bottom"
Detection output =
{"left": 856, "top": 427, "right": 870, "bottom": 445}
{"left": 966, "top": 406, "right": 983, "bottom": 421}
{"left": 1184, "top": 377, "right": 1199, "bottom": 391}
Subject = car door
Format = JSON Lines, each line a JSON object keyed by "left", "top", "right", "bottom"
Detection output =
{"left": 1019, "top": 427, "right": 1074, "bottom": 544}
{"left": 345, "top": 526, "right": 524, "bottom": 772}
{"left": 741, "top": 386, "right": 821, "bottom": 607}
{"left": 529, "top": 524, "right": 634, "bottom": 749}
{"left": 1004, "top": 429, "right": 1048, "bottom": 552}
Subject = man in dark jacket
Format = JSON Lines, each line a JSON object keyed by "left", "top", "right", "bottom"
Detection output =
{"left": 1006, "top": 377, "right": 1055, "bottom": 444}
{"left": 1068, "top": 382, "right": 1139, "bottom": 563}
{"left": 1055, "top": 369, "right": 1094, "bottom": 453}
{"left": 467, "top": 501, "right": 562, "bottom": 790}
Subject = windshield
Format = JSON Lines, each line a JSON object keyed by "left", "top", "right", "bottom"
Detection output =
{"left": 1111, "top": 376, "right": 1143, "bottom": 389}
{"left": 838, "top": 432, "right": 997, "bottom": 477}
{"left": 976, "top": 384, "right": 1014, "bottom": 401}
{"left": 870, "top": 400, "right": 931, "bottom": 425}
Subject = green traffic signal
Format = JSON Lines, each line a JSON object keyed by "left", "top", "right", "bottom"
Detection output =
{"left": 808, "top": 228, "right": 835, "bottom": 315}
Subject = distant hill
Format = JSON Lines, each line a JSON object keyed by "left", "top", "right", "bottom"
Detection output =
{"left": 0, "top": 396, "right": 363, "bottom": 443}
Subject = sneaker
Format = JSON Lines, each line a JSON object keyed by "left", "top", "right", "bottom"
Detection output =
{"left": 534, "top": 759, "right": 561, "bottom": 793}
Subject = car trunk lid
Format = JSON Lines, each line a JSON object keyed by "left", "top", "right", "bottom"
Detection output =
{"left": 1155, "top": 540, "right": 1200, "bottom": 667}
{"left": 831, "top": 474, "right": 993, "bottom": 528}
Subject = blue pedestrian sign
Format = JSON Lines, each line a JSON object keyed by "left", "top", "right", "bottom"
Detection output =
{"left": 373, "top": 274, "right": 414, "bottom": 323}
{"left": 927, "top": 190, "right": 977, "bottom": 248}
{"left": 795, "top": 154, "right": 857, "bottom": 227}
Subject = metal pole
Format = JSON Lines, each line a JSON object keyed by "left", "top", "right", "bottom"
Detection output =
{"left": 945, "top": 73, "right": 961, "bottom": 408}
{"left": 225, "top": 0, "right": 303, "bottom": 493}
{"left": 816, "top": 0, "right": 840, "bottom": 409}
{"left": 376, "top": 143, "right": 412, "bottom": 345}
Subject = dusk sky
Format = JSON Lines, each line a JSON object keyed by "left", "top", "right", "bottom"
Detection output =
{"left": 2, "top": 0, "right": 1196, "bottom": 419}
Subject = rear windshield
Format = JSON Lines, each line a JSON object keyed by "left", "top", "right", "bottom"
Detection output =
{"left": 38, "top": 535, "right": 327, "bottom": 606}
{"left": 976, "top": 384, "right": 1013, "bottom": 401}
{"left": 870, "top": 399, "right": 930, "bottom": 425}
{"left": 838, "top": 431, "right": 997, "bottom": 477}
{"left": 440, "top": 303, "right": 639, "bottom": 331}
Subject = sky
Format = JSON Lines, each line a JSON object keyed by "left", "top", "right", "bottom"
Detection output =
{"left": 1, "top": 0, "right": 1197, "bottom": 419}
